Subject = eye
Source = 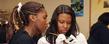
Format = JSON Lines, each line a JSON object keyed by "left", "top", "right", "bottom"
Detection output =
{"left": 43, "top": 14, "right": 47, "bottom": 19}
{"left": 58, "top": 20, "right": 64, "bottom": 24}
{"left": 43, "top": 16, "right": 46, "bottom": 19}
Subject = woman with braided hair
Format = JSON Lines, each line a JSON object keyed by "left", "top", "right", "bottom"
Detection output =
{"left": 9, "top": 1, "right": 48, "bottom": 44}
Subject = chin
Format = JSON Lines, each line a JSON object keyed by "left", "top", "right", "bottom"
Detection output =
{"left": 60, "top": 32, "right": 66, "bottom": 34}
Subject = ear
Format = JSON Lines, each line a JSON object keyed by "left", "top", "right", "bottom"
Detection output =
{"left": 29, "top": 15, "right": 37, "bottom": 22}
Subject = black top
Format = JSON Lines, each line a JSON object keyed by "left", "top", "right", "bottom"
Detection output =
{"left": 88, "top": 22, "right": 109, "bottom": 44}
{"left": 9, "top": 28, "right": 36, "bottom": 44}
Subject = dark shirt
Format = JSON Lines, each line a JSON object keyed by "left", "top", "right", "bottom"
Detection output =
{"left": 88, "top": 22, "right": 109, "bottom": 44}
{"left": 9, "top": 28, "right": 35, "bottom": 44}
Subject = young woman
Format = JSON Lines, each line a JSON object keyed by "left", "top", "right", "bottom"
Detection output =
{"left": 38, "top": 5, "right": 87, "bottom": 44}
{"left": 9, "top": 1, "right": 48, "bottom": 44}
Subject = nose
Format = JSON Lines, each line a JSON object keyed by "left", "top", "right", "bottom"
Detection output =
{"left": 64, "top": 23, "right": 67, "bottom": 28}
{"left": 45, "top": 21, "right": 49, "bottom": 29}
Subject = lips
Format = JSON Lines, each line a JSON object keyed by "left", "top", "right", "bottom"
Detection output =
{"left": 61, "top": 29, "right": 68, "bottom": 33}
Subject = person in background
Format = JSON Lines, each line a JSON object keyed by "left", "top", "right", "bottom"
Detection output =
{"left": 38, "top": 4, "right": 87, "bottom": 44}
{"left": 88, "top": 12, "right": 109, "bottom": 44}
{"left": 0, "top": 21, "right": 7, "bottom": 43}
{"left": 9, "top": 1, "right": 48, "bottom": 44}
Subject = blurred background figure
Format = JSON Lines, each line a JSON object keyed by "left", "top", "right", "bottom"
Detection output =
{"left": 88, "top": 12, "right": 109, "bottom": 44}
{"left": 0, "top": 20, "right": 8, "bottom": 43}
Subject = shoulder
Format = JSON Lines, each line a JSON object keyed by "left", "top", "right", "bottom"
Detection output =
{"left": 91, "top": 23, "right": 106, "bottom": 31}
{"left": 76, "top": 32, "right": 86, "bottom": 40}
{"left": 77, "top": 32, "right": 85, "bottom": 38}
{"left": 76, "top": 32, "right": 87, "bottom": 44}
{"left": 9, "top": 30, "right": 33, "bottom": 44}
{"left": 38, "top": 36, "right": 49, "bottom": 44}
{"left": 15, "top": 29, "right": 31, "bottom": 41}
{"left": 38, "top": 36, "right": 46, "bottom": 42}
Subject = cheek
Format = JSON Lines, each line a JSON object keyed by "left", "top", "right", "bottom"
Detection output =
{"left": 67, "top": 24, "right": 71, "bottom": 30}
{"left": 35, "top": 18, "right": 42, "bottom": 29}
{"left": 58, "top": 23, "right": 63, "bottom": 31}
{"left": 58, "top": 23, "right": 62, "bottom": 29}
{"left": 38, "top": 18, "right": 46, "bottom": 30}
{"left": 37, "top": 19, "right": 43, "bottom": 28}
{"left": 40, "top": 19, "right": 46, "bottom": 27}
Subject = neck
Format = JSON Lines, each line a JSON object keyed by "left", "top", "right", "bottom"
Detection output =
{"left": 24, "top": 25, "right": 34, "bottom": 37}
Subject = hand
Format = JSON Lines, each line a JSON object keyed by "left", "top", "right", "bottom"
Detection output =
{"left": 65, "top": 35, "right": 80, "bottom": 44}
{"left": 56, "top": 34, "right": 66, "bottom": 44}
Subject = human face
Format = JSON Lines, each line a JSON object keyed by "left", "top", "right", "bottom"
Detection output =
{"left": 57, "top": 13, "right": 72, "bottom": 34}
{"left": 35, "top": 9, "right": 48, "bottom": 34}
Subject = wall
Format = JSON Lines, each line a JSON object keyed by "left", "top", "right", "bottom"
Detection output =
{"left": 91, "top": 0, "right": 109, "bottom": 25}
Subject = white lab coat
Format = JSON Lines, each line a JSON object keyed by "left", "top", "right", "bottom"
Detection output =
{"left": 37, "top": 32, "right": 87, "bottom": 44}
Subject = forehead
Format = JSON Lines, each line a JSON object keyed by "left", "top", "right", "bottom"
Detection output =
{"left": 58, "top": 13, "right": 71, "bottom": 20}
